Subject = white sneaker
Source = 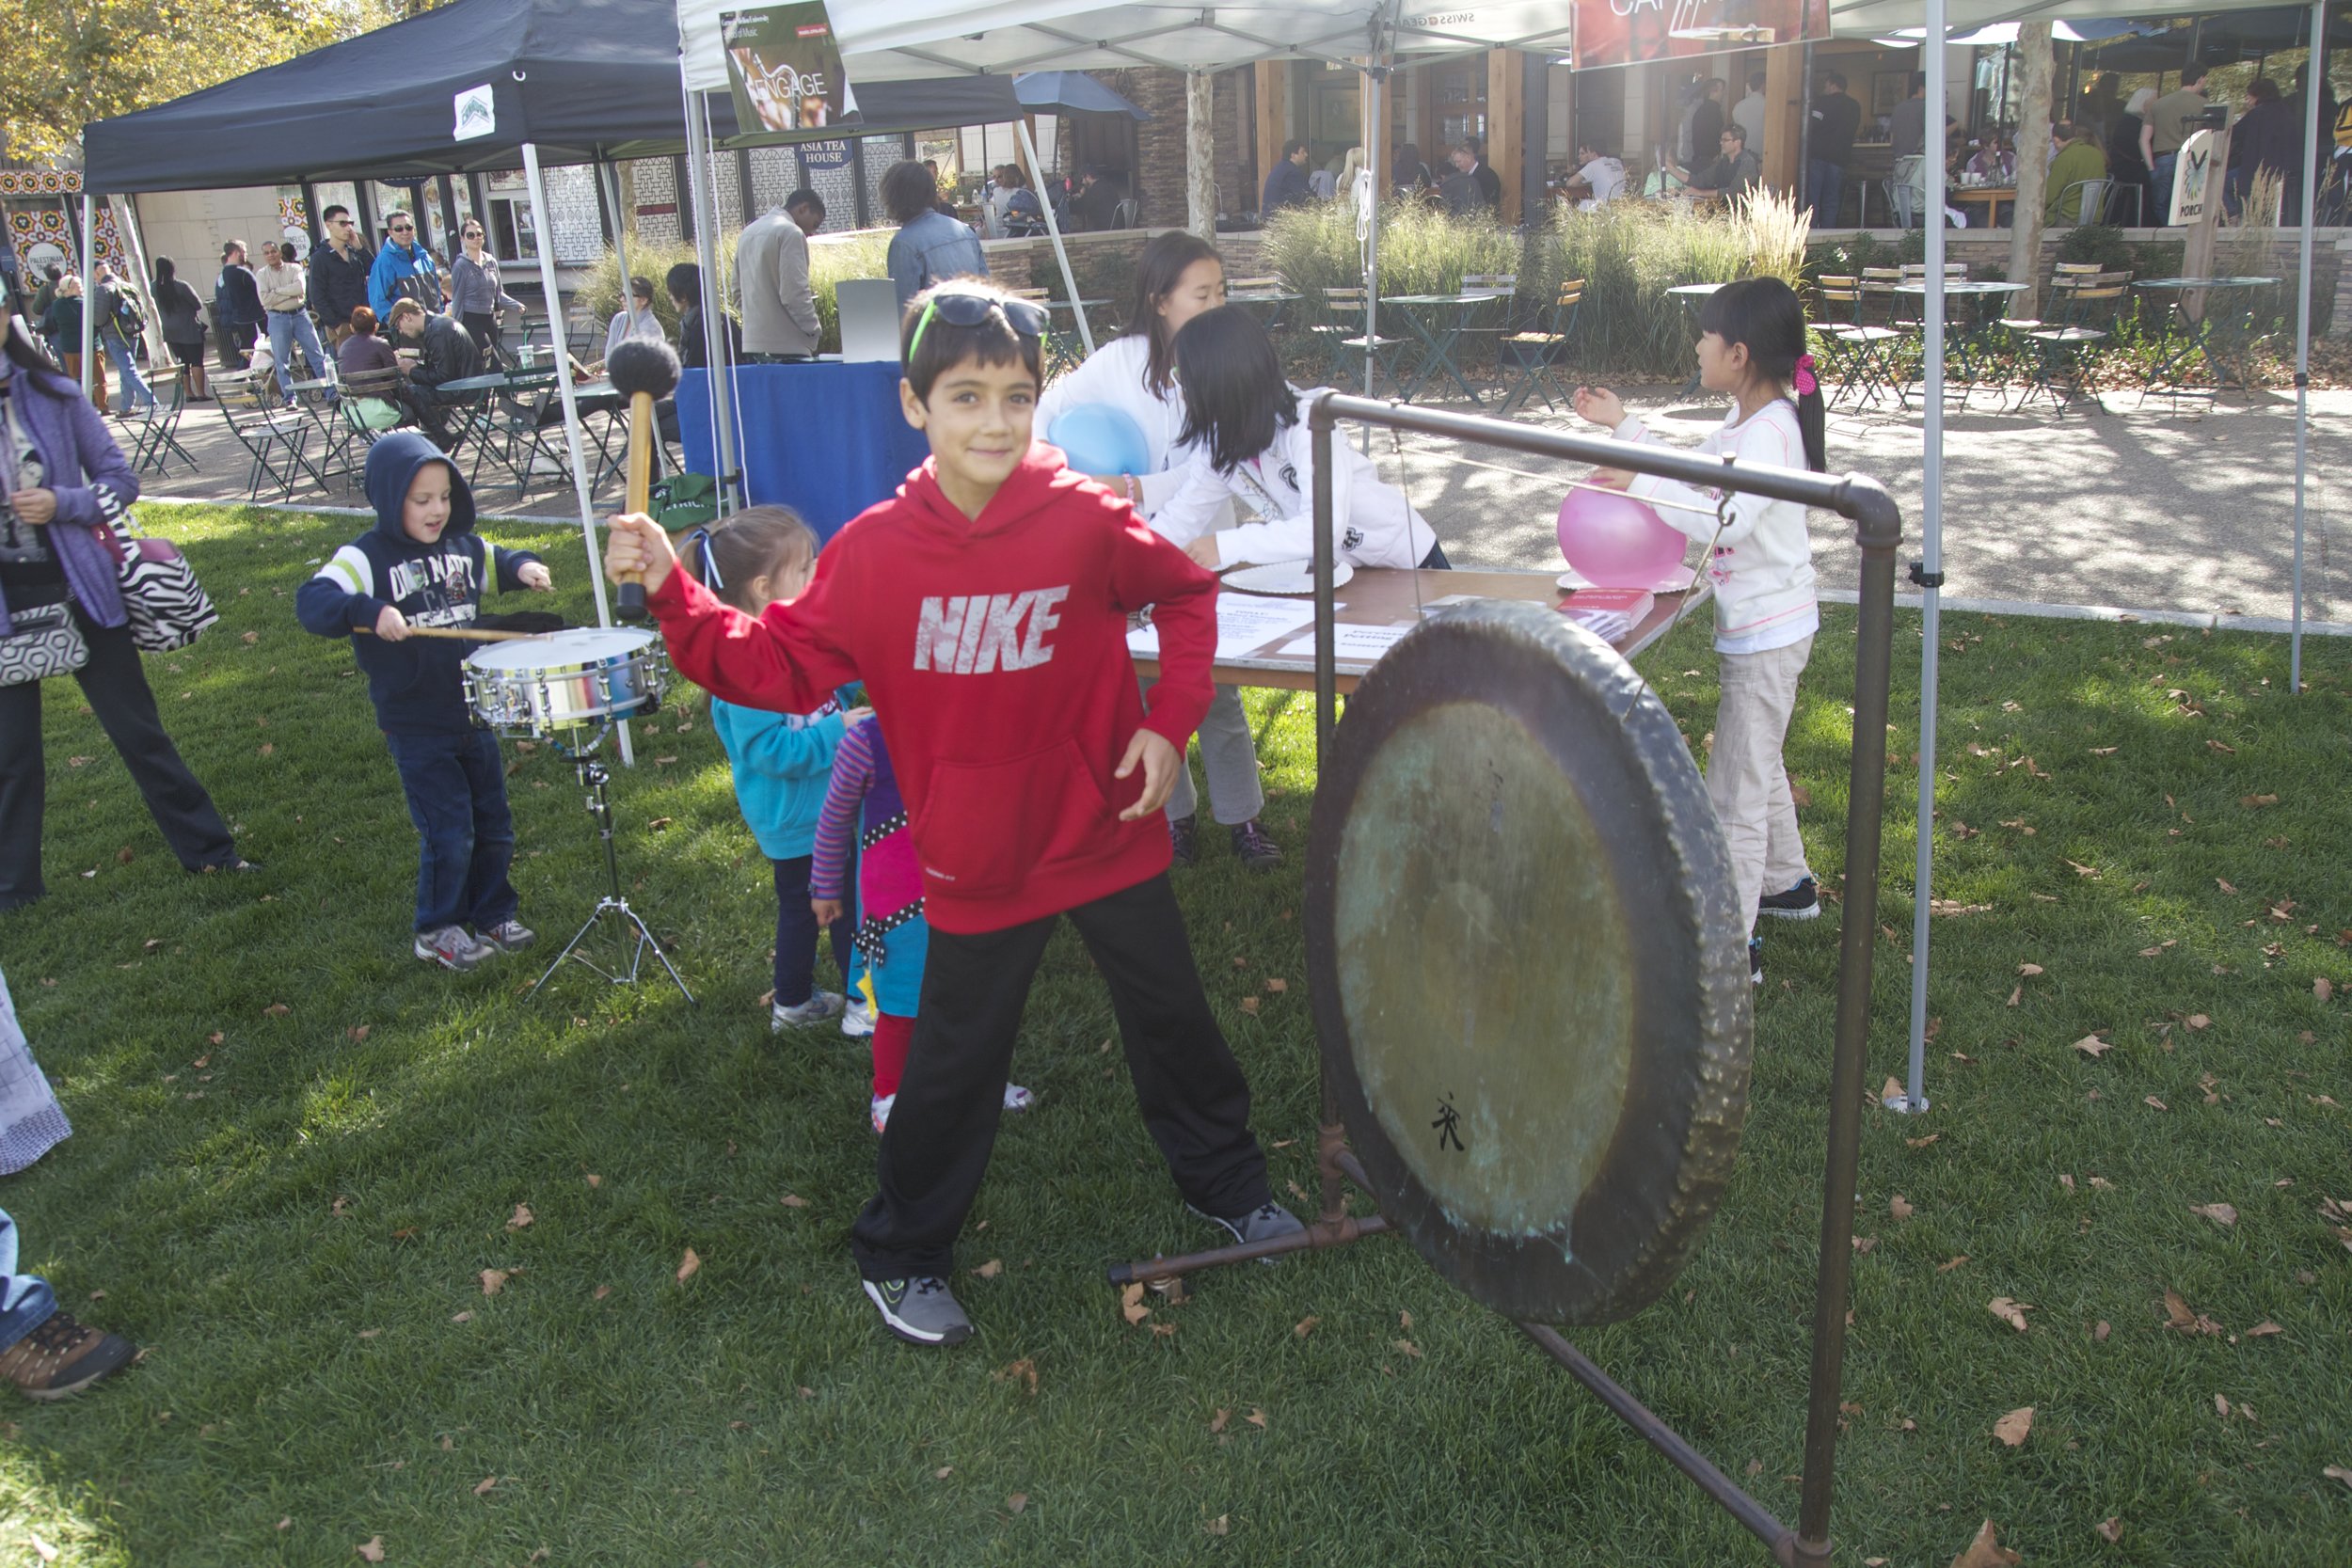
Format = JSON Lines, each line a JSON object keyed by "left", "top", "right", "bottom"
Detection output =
{"left": 841, "top": 998, "right": 875, "bottom": 1038}
{"left": 414, "top": 925, "right": 493, "bottom": 971}
{"left": 1003, "top": 1083, "right": 1036, "bottom": 1113}
{"left": 871, "top": 1093, "right": 895, "bottom": 1134}
{"left": 771, "top": 990, "right": 846, "bottom": 1032}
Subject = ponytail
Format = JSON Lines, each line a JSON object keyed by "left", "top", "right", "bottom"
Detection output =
{"left": 1792, "top": 352, "right": 1827, "bottom": 472}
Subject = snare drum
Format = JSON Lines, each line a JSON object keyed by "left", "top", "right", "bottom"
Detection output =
{"left": 464, "top": 626, "right": 669, "bottom": 741}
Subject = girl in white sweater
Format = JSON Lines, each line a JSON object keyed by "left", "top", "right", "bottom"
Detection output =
{"left": 1035, "top": 234, "right": 1282, "bottom": 871}
{"left": 1573, "top": 276, "right": 1825, "bottom": 984}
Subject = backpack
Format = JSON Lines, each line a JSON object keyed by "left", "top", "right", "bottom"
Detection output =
{"left": 112, "top": 289, "right": 144, "bottom": 337}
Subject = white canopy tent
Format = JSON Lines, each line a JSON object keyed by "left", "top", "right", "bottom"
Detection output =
{"left": 1827, "top": 0, "right": 2332, "bottom": 1113}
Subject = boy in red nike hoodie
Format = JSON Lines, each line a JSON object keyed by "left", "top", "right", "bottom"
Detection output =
{"left": 602, "top": 282, "right": 1296, "bottom": 1347}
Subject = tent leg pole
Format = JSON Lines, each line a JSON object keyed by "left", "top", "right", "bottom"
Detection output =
{"left": 1899, "top": 0, "right": 1950, "bottom": 1118}
{"left": 680, "top": 70, "right": 739, "bottom": 512}
{"left": 2291, "top": 0, "right": 2323, "bottom": 693}
{"left": 1019, "top": 119, "right": 1093, "bottom": 356}
{"left": 520, "top": 143, "right": 631, "bottom": 766}
{"left": 79, "top": 193, "right": 96, "bottom": 403}
{"left": 1362, "top": 51, "right": 1386, "bottom": 457}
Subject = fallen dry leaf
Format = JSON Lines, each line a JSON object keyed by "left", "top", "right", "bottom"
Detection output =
{"left": 2185, "top": 1013, "right": 2211, "bottom": 1031}
{"left": 263, "top": 1003, "right": 290, "bottom": 1018}
{"left": 1120, "top": 1282, "right": 1150, "bottom": 1326}
{"left": 2324, "top": 1465, "right": 2352, "bottom": 1489}
{"left": 2189, "top": 1203, "right": 2238, "bottom": 1227}
{"left": 1907, "top": 1133, "right": 1941, "bottom": 1148}
{"left": 2095, "top": 1321, "right": 2112, "bottom": 1341}
{"left": 1208, "top": 1408, "right": 1230, "bottom": 1433}
{"left": 1950, "top": 1518, "right": 2021, "bottom": 1568}
{"left": 1993, "top": 1406, "right": 2034, "bottom": 1447}
{"left": 473, "top": 1476, "right": 496, "bottom": 1497}
{"left": 1006, "top": 1492, "right": 1029, "bottom": 1515}
{"left": 2207, "top": 739, "right": 2237, "bottom": 755}
{"left": 2145, "top": 1096, "right": 2169, "bottom": 1112}
{"left": 479, "top": 1269, "right": 507, "bottom": 1296}
{"left": 585, "top": 1174, "right": 601, "bottom": 1189}
{"left": 451, "top": 1310, "right": 475, "bottom": 1323}
{"left": 28, "top": 1531, "right": 57, "bottom": 1563}
{"left": 1204, "top": 1515, "right": 1230, "bottom": 1537}
{"left": 356, "top": 1539, "right": 388, "bottom": 1563}
{"left": 993, "top": 1358, "right": 1038, "bottom": 1396}
{"left": 2019, "top": 962, "right": 2044, "bottom": 977}
{"left": 1988, "top": 1297, "right": 2033, "bottom": 1332}
{"left": 1938, "top": 1255, "right": 1969, "bottom": 1273}
{"left": 1892, "top": 1195, "right": 1915, "bottom": 1221}
{"left": 779, "top": 1193, "right": 808, "bottom": 1208}
{"left": 592, "top": 1284, "right": 612, "bottom": 1302}
{"left": 972, "top": 1259, "right": 1003, "bottom": 1280}
{"left": 1393, "top": 1338, "right": 1423, "bottom": 1358}
{"left": 1245, "top": 1408, "right": 1267, "bottom": 1429}
{"left": 2316, "top": 977, "right": 2335, "bottom": 1003}
{"left": 2163, "top": 1289, "right": 2223, "bottom": 1336}
{"left": 1263, "top": 977, "right": 1287, "bottom": 993}
{"left": 675, "top": 1248, "right": 702, "bottom": 1284}
{"left": 2241, "top": 793, "right": 2280, "bottom": 809}
{"left": 2073, "top": 1034, "right": 2112, "bottom": 1057}
{"left": 2215, "top": 1393, "right": 2232, "bottom": 1418}
{"left": 1294, "top": 1316, "right": 1320, "bottom": 1338}
{"left": 2218, "top": 878, "right": 2240, "bottom": 894}
{"left": 2246, "top": 1322, "right": 2283, "bottom": 1338}
{"left": 934, "top": 1465, "right": 953, "bottom": 1480}
{"left": 2095, "top": 1517, "right": 2123, "bottom": 1543}
{"left": 1238, "top": 996, "right": 1260, "bottom": 1016}
{"left": 507, "top": 1204, "right": 533, "bottom": 1231}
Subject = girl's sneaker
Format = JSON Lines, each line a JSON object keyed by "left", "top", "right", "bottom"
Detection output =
{"left": 414, "top": 926, "right": 492, "bottom": 971}
{"left": 1758, "top": 877, "right": 1820, "bottom": 920}
{"left": 772, "top": 990, "right": 846, "bottom": 1031}
{"left": 871, "top": 1093, "right": 895, "bottom": 1133}
{"left": 841, "top": 997, "right": 876, "bottom": 1038}
{"left": 479, "top": 919, "right": 536, "bottom": 953}
{"left": 1230, "top": 819, "right": 1282, "bottom": 870}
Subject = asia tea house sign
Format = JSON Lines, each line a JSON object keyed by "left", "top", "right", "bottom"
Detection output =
{"left": 1573, "top": 0, "right": 1828, "bottom": 69}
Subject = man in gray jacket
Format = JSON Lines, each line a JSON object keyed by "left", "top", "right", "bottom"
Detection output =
{"left": 736, "top": 188, "right": 826, "bottom": 361}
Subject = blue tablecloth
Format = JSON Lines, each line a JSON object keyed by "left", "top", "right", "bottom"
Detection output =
{"left": 674, "top": 362, "right": 930, "bottom": 540}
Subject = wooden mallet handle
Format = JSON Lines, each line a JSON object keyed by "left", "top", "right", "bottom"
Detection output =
{"left": 358, "top": 625, "right": 545, "bottom": 643}
{"left": 605, "top": 339, "right": 683, "bottom": 623}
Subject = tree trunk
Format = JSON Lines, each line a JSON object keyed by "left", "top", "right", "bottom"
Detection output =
{"left": 2006, "top": 22, "right": 2056, "bottom": 317}
{"left": 1186, "top": 71, "right": 1216, "bottom": 241}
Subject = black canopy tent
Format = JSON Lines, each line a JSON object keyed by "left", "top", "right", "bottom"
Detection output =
{"left": 76, "top": 0, "right": 1022, "bottom": 665}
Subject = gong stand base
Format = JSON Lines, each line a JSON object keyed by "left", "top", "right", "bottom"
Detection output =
{"left": 527, "top": 757, "right": 697, "bottom": 1006}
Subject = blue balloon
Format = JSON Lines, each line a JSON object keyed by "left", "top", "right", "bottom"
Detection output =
{"left": 1047, "top": 404, "right": 1152, "bottom": 479}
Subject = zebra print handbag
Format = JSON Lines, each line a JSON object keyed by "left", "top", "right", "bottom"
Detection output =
{"left": 113, "top": 531, "right": 218, "bottom": 653}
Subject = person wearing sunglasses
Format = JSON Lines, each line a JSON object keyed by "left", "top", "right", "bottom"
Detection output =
{"left": 308, "top": 205, "right": 375, "bottom": 349}
{"left": 367, "top": 210, "right": 442, "bottom": 321}
{"left": 602, "top": 280, "right": 1300, "bottom": 1350}
{"left": 448, "top": 221, "right": 524, "bottom": 362}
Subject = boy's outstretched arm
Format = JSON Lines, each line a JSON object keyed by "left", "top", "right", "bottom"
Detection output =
{"left": 605, "top": 512, "right": 856, "bottom": 714}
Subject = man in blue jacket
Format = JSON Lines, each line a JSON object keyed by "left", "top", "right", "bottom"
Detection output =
{"left": 1261, "top": 140, "right": 1312, "bottom": 213}
{"left": 368, "top": 211, "right": 443, "bottom": 320}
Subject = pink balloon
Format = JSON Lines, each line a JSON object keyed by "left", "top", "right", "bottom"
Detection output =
{"left": 1556, "top": 485, "right": 1688, "bottom": 589}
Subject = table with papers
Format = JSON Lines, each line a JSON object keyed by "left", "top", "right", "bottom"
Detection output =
{"left": 1127, "top": 567, "right": 1708, "bottom": 695}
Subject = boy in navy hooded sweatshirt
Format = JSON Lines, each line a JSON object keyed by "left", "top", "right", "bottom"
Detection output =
{"left": 296, "top": 433, "right": 554, "bottom": 970}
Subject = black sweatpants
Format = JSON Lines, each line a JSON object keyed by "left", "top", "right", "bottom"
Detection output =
{"left": 849, "top": 872, "right": 1272, "bottom": 1281}
{"left": 0, "top": 606, "right": 237, "bottom": 910}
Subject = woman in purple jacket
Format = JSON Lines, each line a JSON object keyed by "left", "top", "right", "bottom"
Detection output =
{"left": 0, "top": 305, "right": 251, "bottom": 911}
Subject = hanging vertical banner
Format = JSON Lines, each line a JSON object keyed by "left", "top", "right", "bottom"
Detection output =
{"left": 1574, "top": 0, "right": 1828, "bottom": 70}
{"left": 453, "top": 83, "right": 497, "bottom": 141}
{"left": 722, "top": 4, "right": 849, "bottom": 134}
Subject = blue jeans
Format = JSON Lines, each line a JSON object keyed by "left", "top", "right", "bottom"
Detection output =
{"left": 266, "top": 309, "right": 331, "bottom": 400}
{"left": 1805, "top": 160, "right": 1847, "bottom": 227}
{"left": 0, "top": 1209, "right": 56, "bottom": 1354}
{"left": 99, "top": 330, "right": 153, "bottom": 409}
{"left": 2150, "top": 153, "right": 2177, "bottom": 224}
{"left": 386, "top": 729, "right": 517, "bottom": 934}
{"left": 772, "top": 854, "right": 857, "bottom": 1007}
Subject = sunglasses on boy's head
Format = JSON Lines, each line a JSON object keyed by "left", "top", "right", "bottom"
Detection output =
{"left": 905, "top": 290, "right": 1048, "bottom": 362}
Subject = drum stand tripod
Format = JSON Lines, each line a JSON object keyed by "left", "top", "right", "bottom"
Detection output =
{"left": 1105, "top": 395, "right": 1905, "bottom": 1568}
{"left": 530, "top": 751, "right": 696, "bottom": 1004}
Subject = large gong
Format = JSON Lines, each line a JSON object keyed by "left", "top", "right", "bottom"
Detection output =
{"left": 1306, "top": 599, "right": 1754, "bottom": 1325}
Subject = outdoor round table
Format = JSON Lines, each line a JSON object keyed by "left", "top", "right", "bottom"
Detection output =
{"left": 1384, "top": 291, "right": 1511, "bottom": 405}
{"left": 1893, "top": 280, "right": 2028, "bottom": 404}
{"left": 1228, "top": 290, "right": 1301, "bottom": 331}
{"left": 1664, "top": 283, "right": 1725, "bottom": 399}
{"left": 1949, "top": 186, "right": 2017, "bottom": 225}
{"left": 2132, "top": 277, "right": 2280, "bottom": 395}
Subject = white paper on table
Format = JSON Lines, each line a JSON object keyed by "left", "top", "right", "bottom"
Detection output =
{"left": 1274, "top": 624, "right": 1415, "bottom": 661}
{"left": 1128, "top": 597, "right": 1322, "bottom": 659}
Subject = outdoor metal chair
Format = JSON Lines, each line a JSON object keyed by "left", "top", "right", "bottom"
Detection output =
{"left": 2054, "top": 178, "right": 2113, "bottom": 227}
{"left": 1454, "top": 271, "right": 1518, "bottom": 397}
{"left": 2010, "top": 270, "right": 2130, "bottom": 417}
{"left": 292, "top": 378, "right": 360, "bottom": 492}
{"left": 1310, "top": 287, "right": 1409, "bottom": 391}
{"left": 337, "top": 368, "right": 413, "bottom": 457}
{"left": 1813, "top": 275, "right": 1908, "bottom": 416}
{"left": 215, "top": 372, "right": 328, "bottom": 501}
{"left": 1495, "top": 279, "right": 1584, "bottom": 418}
{"left": 1990, "top": 262, "right": 2106, "bottom": 388}
{"left": 469, "top": 374, "right": 572, "bottom": 499}
{"left": 126, "top": 367, "right": 198, "bottom": 478}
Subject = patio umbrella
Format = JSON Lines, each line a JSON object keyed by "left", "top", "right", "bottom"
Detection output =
{"left": 1014, "top": 71, "right": 1152, "bottom": 119}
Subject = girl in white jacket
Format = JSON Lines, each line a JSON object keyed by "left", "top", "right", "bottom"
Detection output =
{"left": 1156, "top": 307, "right": 1445, "bottom": 573}
{"left": 1035, "top": 235, "right": 1283, "bottom": 871}
{"left": 1572, "top": 276, "right": 1825, "bottom": 984}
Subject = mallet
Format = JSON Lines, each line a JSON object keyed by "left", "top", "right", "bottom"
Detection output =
{"left": 604, "top": 338, "right": 683, "bottom": 623}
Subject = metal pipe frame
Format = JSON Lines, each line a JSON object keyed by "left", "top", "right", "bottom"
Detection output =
{"left": 1102, "top": 388, "right": 1901, "bottom": 1562}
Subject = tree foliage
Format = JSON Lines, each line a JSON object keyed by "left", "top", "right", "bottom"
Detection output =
{"left": 2, "top": 0, "right": 420, "bottom": 161}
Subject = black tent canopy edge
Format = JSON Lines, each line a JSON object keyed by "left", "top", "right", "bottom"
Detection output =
{"left": 79, "top": 0, "right": 1020, "bottom": 195}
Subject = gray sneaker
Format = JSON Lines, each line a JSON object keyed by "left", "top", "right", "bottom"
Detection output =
{"left": 862, "top": 1276, "right": 973, "bottom": 1347}
{"left": 772, "top": 990, "right": 846, "bottom": 1031}
{"left": 414, "top": 925, "right": 492, "bottom": 971}
{"left": 1188, "top": 1199, "right": 1308, "bottom": 1261}
{"left": 479, "top": 919, "right": 536, "bottom": 953}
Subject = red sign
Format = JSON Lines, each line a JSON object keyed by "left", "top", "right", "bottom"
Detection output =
{"left": 1574, "top": 0, "right": 1827, "bottom": 71}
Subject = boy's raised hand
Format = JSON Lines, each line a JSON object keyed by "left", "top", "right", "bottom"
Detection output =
{"left": 1114, "top": 728, "right": 1180, "bottom": 820}
{"left": 1571, "top": 385, "right": 1625, "bottom": 430}
{"left": 603, "top": 513, "right": 677, "bottom": 600}
{"left": 517, "top": 561, "right": 552, "bottom": 592}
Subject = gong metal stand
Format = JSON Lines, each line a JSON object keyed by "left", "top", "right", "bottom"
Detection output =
{"left": 1107, "top": 392, "right": 1902, "bottom": 1568}
{"left": 529, "top": 739, "right": 697, "bottom": 1006}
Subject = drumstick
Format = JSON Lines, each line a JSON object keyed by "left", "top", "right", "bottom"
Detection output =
{"left": 605, "top": 339, "right": 683, "bottom": 622}
{"left": 356, "top": 625, "right": 547, "bottom": 642}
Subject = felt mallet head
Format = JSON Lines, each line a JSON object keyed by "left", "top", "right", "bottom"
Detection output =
{"left": 606, "top": 339, "right": 682, "bottom": 621}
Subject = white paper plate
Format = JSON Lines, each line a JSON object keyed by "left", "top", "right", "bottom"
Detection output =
{"left": 1223, "top": 561, "right": 1353, "bottom": 595}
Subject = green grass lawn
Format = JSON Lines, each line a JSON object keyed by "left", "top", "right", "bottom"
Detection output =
{"left": 0, "top": 502, "right": 2346, "bottom": 1566}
